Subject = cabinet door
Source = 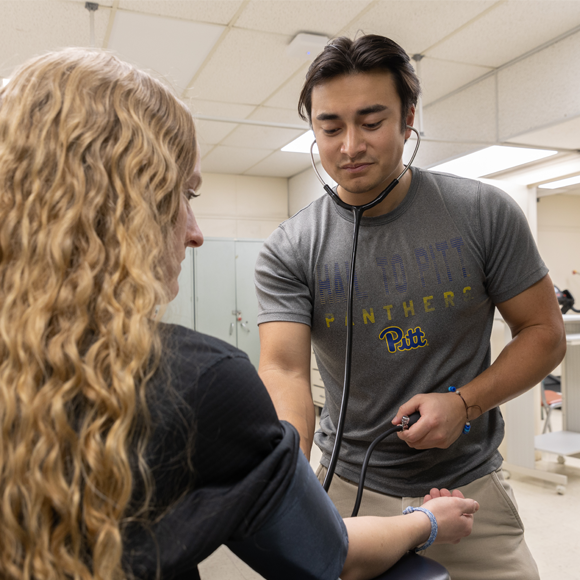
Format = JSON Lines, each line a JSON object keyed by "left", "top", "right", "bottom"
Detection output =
{"left": 235, "top": 240, "right": 263, "bottom": 369}
{"left": 194, "top": 240, "right": 237, "bottom": 347}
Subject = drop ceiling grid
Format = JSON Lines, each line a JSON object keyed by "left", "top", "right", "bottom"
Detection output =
{"left": 339, "top": 0, "right": 497, "bottom": 55}
{"left": 245, "top": 150, "right": 312, "bottom": 178}
{"left": 507, "top": 116, "right": 580, "bottom": 150}
{"left": 116, "top": 0, "right": 244, "bottom": 25}
{"left": 419, "top": 58, "right": 493, "bottom": 105}
{"left": 497, "top": 31, "right": 580, "bottom": 141}
{"left": 0, "top": 1, "right": 110, "bottom": 77}
{"left": 202, "top": 144, "right": 273, "bottom": 175}
{"left": 428, "top": 0, "right": 580, "bottom": 67}
{"left": 233, "top": 0, "right": 373, "bottom": 36}
{"left": 107, "top": 10, "right": 225, "bottom": 93}
{"left": 425, "top": 76, "right": 498, "bottom": 148}
{"left": 187, "top": 27, "right": 305, "bottom": 105}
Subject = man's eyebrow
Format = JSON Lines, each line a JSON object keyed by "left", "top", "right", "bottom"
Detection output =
{"left": 357, "top": 104, "right": 388, "bottom": 116}
{"left": 315, "top": 104, "right": 388, "bottom": 121}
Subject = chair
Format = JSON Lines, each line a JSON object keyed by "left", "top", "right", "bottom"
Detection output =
{"left": 541, "top": 377, "right": 562, "bottom": 434}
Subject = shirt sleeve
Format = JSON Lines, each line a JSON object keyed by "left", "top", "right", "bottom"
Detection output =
{"left": 477, "top": 182, "right": 548, "bottom": 303}
{"left": 255, "top": 225, "right": 313, "bottom": 326}
{"left": 227, "top": 450, "right": 349, "bottom": 580}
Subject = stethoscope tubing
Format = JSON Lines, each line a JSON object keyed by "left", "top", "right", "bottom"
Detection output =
{"left": 309, "top": 127, "right": 422, "bottom": 495}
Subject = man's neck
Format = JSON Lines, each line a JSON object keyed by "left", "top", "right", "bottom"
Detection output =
{"left": 336, "top": 167, "right": 413, "bottom": 218}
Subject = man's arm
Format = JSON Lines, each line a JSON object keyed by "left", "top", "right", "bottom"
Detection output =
{"left": 258, "top": 321, "right": 316, "bottom": 459}
{"left": 394, "top": 274, "right": 566, "bottom": 449}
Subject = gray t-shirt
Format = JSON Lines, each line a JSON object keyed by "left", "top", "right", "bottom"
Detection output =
{"left": 255, "top": 167, "right": 548, "bottom": 496}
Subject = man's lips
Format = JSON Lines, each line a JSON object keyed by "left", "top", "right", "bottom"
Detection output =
{"left": 341, "top": 162, "right": 373, "bottom": 174}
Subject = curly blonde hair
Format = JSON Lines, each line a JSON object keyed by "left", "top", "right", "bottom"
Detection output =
{"left": 0, "top": 49, "right": 197, "bottom": 579}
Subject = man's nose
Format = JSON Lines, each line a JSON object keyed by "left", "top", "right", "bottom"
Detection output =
{"left": 341, "top": 126, "right": 366, "bottom": 158}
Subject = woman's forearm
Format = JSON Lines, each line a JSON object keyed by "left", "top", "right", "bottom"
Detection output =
{"left": 340, "top": 513, "right": 429, "bottom": 580}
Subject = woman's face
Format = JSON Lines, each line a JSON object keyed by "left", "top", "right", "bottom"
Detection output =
{"left": 166, "top": 148, "right": 204, "bottom": 300}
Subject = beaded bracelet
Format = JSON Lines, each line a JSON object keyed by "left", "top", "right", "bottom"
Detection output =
{"left": 448, "top": 386, "right": 471, "bottom": 434}
{"left": 403, "top": 506, "right": 438, "bottom": 551}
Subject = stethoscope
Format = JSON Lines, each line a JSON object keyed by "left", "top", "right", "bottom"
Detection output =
{"left": 309, "top": 125, "right": 422, "bottom": 498}
{"left": 309, "top": 126, "right": 449, "bottom": 579}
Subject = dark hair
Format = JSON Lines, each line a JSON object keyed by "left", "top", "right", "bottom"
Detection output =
{"left": 298, "top": 35, "right": 421, "bottom": 132}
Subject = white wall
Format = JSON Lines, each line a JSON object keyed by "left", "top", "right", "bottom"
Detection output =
{"left": 288, "top": 161, "right": 335, "bottom": 217}
{"left": 537, "top": 194, "right": 580, "bottom": 300}
{"left": 192, "top": 172, "right": 288, "bottom": 239}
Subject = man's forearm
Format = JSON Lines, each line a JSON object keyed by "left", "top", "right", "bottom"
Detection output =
{"left": 260, "top": 369, "right": 316, "bottom": 459}
{"left": 460, "top": 321, "right": 566, "bottom": 419}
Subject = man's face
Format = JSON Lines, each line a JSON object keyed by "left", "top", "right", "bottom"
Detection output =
{"left": 311, "top": 71, "right": 414, "bottom": 205}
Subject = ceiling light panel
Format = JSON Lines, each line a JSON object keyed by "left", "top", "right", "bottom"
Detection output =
{"left": 428, "top": 1, "right": 580, "bottom": 68}
{"left": 538, "top": 175, "right": 580, "bottom": 189}
{"left": 430, "top": 146, "right": 558, "bottom": 179}
{"left": 234, "top": 0, "right": 372, "bottom": 36}
{"left": 282, "top": 131, "right": 318, "bottom": 154}
{"left": 118, "top": 1, "right": 244, "bottom": 25}
{"left": 108, "top": 10, "right": 225, "bottom": 93}
{"left": 341, "top": 1, "right": 494, "bottom": 55}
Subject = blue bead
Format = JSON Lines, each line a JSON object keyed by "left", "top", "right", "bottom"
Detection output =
{"left": 448, "top": 386, "right": 456, "bottom": 392}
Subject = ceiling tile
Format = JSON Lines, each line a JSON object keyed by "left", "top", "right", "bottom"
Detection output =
{"left": 0, "top": 0, "right": 110, "bottom": 77}
{"left": 197, "top": 141, "right": 215, "bottom": 159}
{"left": 187, "top": 99, "right": 257, "bottom": 118}
{"left": 188, "top": 28, "right": 305, "bottom": 105}
{"left": 235, "top": 0, "right": 372, "bottom": 36}
{"left": 118, "top": 1, "right": 243, "bottom": 25}
{"left": 221, "top": 124, "right": 304, "bottom": 150}
{"left": 195, "top": 120, "right": 239, "bottom": 146}
{"left": 263, "top": 66, "right": 309, "bottom": 111}
{"left": 245, "top": 150, "right": 313, "bottom": 178}
{"left": 429, "top": 1, "right": 580, "bottom": 67}
{"left": 249, "top": 105, "right": 307, "bottom": 126}
{"left": 341, "top": 1, "right": 496, "bottom": 55}
{"left": 186, "top": 99, "right": 257, "bottom": 146}
{"left": 201, "top": 145, "right": 272, "bottom": 174}
{"left": 419, "top": 58, "right": 493, "bottom": 105}
{"left": 108, "top": 10, "right": 224, "bottom": 92}
{"left": 506, "top": 116, "right": 580, "bottom": 151}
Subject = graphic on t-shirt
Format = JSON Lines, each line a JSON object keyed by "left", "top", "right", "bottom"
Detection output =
{"left": 316, "top": 236, "right": 469, "bottom": 307}
{"left": 378, "top": 326, "right": 428, "bottom": 353}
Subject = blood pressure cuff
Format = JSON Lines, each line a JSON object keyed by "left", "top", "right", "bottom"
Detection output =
{"left": 227, "top": 450, "right": 348, "bottom": 579}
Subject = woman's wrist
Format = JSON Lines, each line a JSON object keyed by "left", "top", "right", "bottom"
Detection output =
{"left": 403, "top": 507, "right": 437, "bottom": 551}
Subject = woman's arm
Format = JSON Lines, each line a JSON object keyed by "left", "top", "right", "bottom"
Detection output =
{"left": 341, "top": 490, "right": 478, "bottom": 580}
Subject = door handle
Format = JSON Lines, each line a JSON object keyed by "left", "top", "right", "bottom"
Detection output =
{"left": 240, "top": 321, "right": 250, "bottom": 333}
{"left": 229, "top": 322, "right": 235, "bottom": 335}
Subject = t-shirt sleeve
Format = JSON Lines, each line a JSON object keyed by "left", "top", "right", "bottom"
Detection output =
{"left": 255, "top": 225, "right": 313, "bottom": 326}
{"left": 477, "top": 183, "right": 548, "bottom": 303}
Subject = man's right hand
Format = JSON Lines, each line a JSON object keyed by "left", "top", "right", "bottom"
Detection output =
{"left": 422, "top": 488, "right": 479, "bottom": 545}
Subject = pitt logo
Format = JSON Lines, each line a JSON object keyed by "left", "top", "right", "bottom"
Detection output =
{"left": 378, "top": 326, "right": 428, "bottom": 353}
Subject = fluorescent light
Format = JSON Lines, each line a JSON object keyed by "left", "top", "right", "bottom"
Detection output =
{"left": 2, "top": 78, "right": 9, "bottom": 88}
{"left": 430, "top": 146, "right": 558, "bottom": 179}
{"left": 282, "top": 130, "right": 318, "bottom": 154}
{"left": 538, "top": 174, "right": 580, "bottom": 189}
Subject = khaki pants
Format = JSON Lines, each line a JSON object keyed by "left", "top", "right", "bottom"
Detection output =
{"left": 316, "top": 465, "right": 539, "bottom": 580}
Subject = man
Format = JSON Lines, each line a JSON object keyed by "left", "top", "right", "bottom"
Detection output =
{"left": 255, "top": 35, "right": 565, "bottom": 579}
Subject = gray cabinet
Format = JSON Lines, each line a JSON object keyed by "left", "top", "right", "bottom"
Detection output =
{"left": 193, "top": 238, "right": 263, "bottom": 369}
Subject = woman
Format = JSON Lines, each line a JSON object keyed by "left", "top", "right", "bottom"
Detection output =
{"left": 0, "top": 48, "right": 477, "bottom": 580}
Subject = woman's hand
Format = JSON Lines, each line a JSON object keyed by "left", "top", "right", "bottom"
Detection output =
{"left": 421, "top": 487, "right": 479, "bottom": 545}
